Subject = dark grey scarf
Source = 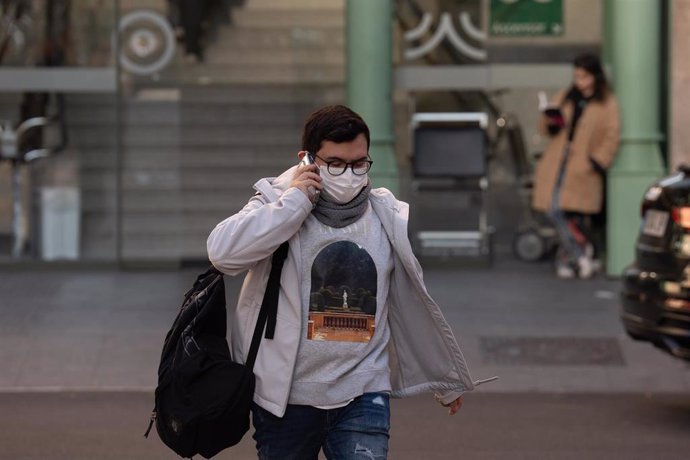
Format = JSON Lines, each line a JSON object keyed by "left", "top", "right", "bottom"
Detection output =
{"left": 312, "top": 183, "right": 372, "bottom": 228}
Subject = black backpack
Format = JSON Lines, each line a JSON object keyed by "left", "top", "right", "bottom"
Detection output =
{"left": 145, "top": 242, "right": 289, "bottom": 459}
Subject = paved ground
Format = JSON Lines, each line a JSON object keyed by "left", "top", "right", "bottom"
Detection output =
{"left": 1, "top": 258, "right": 688, "bottom": 393}
{"left": 1, "top": 256, "right": 690, "bottom": 459}
{"left": 2, "top": 392, "right": 690, "bottom": 460}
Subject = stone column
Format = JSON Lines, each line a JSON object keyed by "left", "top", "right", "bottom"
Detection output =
{"left": 346, "top": 0, "right": 398, "bottom": 193}
{"left": 604, "top": 0, "right": 665, "bottom": 275}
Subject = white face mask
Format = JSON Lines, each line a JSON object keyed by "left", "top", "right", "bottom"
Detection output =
{"left": 319, "top": 166, "right": 368, "bottom": 204}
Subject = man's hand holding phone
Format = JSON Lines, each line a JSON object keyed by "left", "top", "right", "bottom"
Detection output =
{"left": 292, "top": 150, "right": 322, "bottom": 204}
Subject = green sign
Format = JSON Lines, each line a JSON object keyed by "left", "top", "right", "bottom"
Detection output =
{"left": 490, "top": 0, "right": 563, "bottom": 36}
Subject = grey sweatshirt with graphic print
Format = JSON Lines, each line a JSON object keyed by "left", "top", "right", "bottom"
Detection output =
{"left": 288, "top": 205, "right": 394, "bottom": 406}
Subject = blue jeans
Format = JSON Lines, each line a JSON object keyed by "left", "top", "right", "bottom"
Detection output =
{"left": 548, "top": 152, "right": 586, "bottom": 264}
{"left": 548, "top": 184, "right": 586, "bottom": 263}
{"left": 252, "top": 392, "right": 390, "bottom": 460}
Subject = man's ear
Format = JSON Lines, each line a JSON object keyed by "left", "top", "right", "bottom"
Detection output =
{"left": 297, "top": 150, "right": 307, "bottom": 161}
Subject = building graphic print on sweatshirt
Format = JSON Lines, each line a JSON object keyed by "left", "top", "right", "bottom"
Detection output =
{"left": 307, "top": 241, "right": 377, "bottom": 343}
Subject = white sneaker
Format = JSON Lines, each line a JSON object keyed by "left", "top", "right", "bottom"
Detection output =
{"left": 577, "top": 244, "right": 595, "bottom": 279}
{"left": 556, "top": 264, "right": 576, "bottom": 279}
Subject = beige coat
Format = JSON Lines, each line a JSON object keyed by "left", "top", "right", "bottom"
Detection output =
{"left": 532, "top": 90, "right": 620, "bottom": 214}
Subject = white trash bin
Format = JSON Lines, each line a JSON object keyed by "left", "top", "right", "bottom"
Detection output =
{"left": 41, "top": 187, "right": 80, "bottom": 260}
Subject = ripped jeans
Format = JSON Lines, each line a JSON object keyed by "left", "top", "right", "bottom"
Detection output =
{"left": 252, "top": 392, "right": 390, "bottom": 460}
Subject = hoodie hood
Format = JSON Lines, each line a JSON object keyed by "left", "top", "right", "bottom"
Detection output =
{"left": 253, "top": 165, "right": 300, "bottom": 203}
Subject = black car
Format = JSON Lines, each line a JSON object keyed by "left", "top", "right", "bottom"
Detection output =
{"left": 621, "top": 166, "right": 690, "bottom": 361}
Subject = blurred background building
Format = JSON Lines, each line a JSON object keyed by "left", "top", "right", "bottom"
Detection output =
{"left": 0, "top": 0, "right": 683, "bottom": 273}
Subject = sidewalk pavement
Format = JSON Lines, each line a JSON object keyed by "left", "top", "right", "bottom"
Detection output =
{"left": 1, "top": 257, "right": 689, "bottom": 394}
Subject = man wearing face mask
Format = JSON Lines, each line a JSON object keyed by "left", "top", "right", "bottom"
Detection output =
{"left": 207, "top": 105, "right": 493, "bottom": 459}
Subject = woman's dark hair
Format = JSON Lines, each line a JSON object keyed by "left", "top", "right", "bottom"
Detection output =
{"left": 302, "top": 105, "right": 370, "bottom": 155}
{"left": 568, "top": 53, "right": 610, "bottom": 101}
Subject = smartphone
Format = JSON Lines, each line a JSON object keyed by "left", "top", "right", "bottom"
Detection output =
{"left": 299, "top": 151, "right": 319, "bottom": 204}
{"left": 300, "top": 151, "right": 316, "bottom": 167}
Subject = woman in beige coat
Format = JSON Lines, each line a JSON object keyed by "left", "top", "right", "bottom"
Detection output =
{"left": 532, "top": 53, "right": 620, "bottom": 279}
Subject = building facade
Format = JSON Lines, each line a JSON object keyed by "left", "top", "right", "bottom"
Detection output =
{"left": 0, "top": 0, "right": 679, "bottom": 269}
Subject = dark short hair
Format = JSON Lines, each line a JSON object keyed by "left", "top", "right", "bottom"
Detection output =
{"left": 301, "top": 105, "right": 370, "bottom": 155}
{"left": 571, "top": 53, "right": 610, "bottom": 101}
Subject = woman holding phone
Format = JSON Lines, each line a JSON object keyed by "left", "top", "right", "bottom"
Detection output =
{"left": 532, "top": 53, "right": 620, "bottom": 279}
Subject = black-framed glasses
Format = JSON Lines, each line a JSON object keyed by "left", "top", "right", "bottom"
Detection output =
{"left": 314, "top": 153, "right": 373, "bottom": 176}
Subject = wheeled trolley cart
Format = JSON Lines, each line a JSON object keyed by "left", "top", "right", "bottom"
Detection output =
{"left": 409, "top": 112, "right": 493, "bottom": 263}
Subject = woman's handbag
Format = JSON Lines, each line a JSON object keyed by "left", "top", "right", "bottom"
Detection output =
{"left": 145, "top": 242, "right": 289, "bottom": 459}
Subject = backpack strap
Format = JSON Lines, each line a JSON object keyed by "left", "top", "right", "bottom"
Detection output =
{"left": 245, "top": 241, "right": 289, "bottom": 370}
